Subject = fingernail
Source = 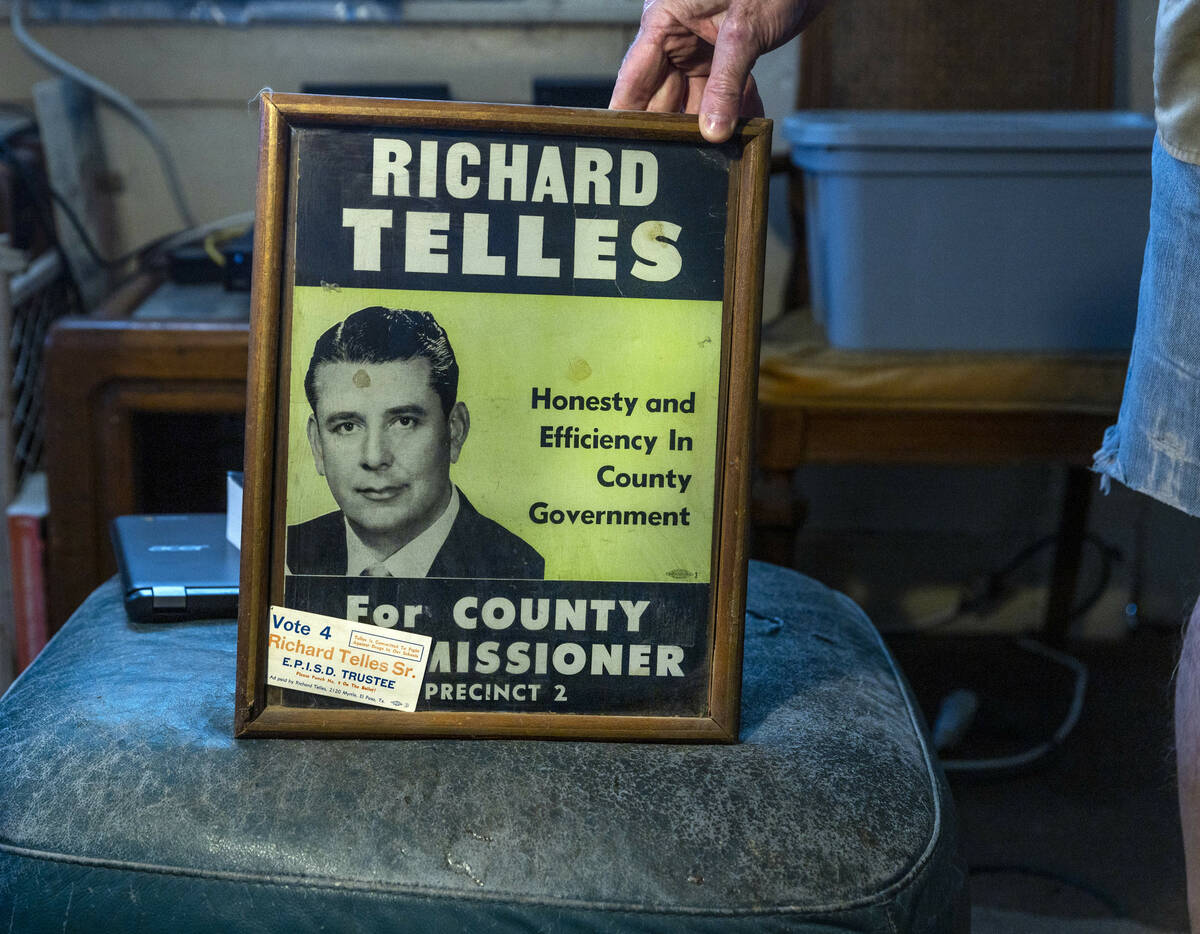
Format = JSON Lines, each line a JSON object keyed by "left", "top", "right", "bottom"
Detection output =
{"left": 702, "top": 113, "right": 730, "bottom": 140}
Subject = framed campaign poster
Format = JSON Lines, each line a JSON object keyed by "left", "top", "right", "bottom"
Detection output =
{"left": 234, "top": 93, "right": 770, "bottom": 741}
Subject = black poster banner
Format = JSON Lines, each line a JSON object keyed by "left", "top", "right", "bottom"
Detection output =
{"left": 283, "top": 577, "right": 710, "bottom": 715}
{"left": 293, "top": 127, "right": 730, "bottom": 301}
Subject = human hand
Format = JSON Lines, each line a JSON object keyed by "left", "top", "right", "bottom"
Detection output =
{"left": 610, "top": 0, "right": 826, "bottom": 143}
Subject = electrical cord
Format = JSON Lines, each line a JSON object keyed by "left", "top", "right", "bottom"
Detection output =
{"left": 102, "top": 211, "right": 255, "bottom": 294}
{"left": 905, "top": 532, "right": 1122, "bottom": 635}
{"left": 0, "top": 104, "right": 37, "bottom": 123}
{"left": 203, "top": 223, "right": 252, "bottom": 268}
{"left": 2, "top": 118, "right": 36, "bottom": 142}
{"left": 10, "top": 0, "right": 196, "bottom": 228}
{"left": 146, "top": 211, "right": 254, "bottom": 263}
{"left": 881, "top": 532, "right": 1113, "bottom": 773}
{"left": 938, "top": 638, "right": 1088, "bottom": 773}
{"left": 1, "top": 129, "right": 252, "bottom": 284}
{"left": 0, "top": 131, "right": 86, "bottom": 304}
{"left": 0, "top": 56, "right": 253, "bottom": 287}
{"left": 0, "top": 136, "right": 135, "bottom": 272}
{"left": 3, "top": 30, "right": 251, "bottom": 286}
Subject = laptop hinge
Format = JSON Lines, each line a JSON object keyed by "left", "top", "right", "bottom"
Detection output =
{"left": 151, "top": 586, "right": 187, "bottom": 610}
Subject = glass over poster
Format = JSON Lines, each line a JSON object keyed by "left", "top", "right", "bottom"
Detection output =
{"left": 235, "top": 94, "right": 770, "bottom": 740}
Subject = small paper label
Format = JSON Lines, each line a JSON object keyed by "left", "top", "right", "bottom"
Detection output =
{"left": 266, "top": 605, "right": 431, "bottom": 711}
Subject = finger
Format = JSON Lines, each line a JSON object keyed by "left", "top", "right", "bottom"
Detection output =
{"left": 691, "top": 73, "right": 761, "bottom": 128}
{"left": 646, "top": 70, "right": 689, "bottom": 113}
{"left": 610, "top": 32, "right": 672, "bottom": 111}
{"left": 682, "top": 74, "right": 709, "bottom": 115}
{"left": 698, "top": 13, "right": 762, "bottom": 141}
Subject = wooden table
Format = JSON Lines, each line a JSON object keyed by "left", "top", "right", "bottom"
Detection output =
{"left": 755, "top": 337, "right": 1128, "bottom": 644}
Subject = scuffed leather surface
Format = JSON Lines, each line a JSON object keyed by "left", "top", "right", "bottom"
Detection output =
{"left": 0, "top": 562, "right": 967, "bottom": 932}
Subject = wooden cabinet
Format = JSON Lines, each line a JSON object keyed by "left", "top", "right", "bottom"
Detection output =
{"left": 44, "top": 297, "right": 248, "bottom": 631}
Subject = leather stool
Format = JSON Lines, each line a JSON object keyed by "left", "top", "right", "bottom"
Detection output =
{"left": 0, "top": 562, "right": 967, "bottom": 932}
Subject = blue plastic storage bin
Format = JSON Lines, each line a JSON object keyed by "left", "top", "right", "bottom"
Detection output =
{"left": 785, "top": 111, "right": 1156, "bottom": 350}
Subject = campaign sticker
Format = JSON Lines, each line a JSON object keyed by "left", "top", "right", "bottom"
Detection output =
{"left": 266, "top": 605, "right": 432, "bottom": 711}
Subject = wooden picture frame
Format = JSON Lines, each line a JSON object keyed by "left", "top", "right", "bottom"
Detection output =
{"left": 234, "top": 93, "right": 770, "bottom": 741}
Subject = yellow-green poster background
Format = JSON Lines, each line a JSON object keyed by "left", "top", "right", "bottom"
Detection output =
{"left": 285, "top": 286, "right": 721, "bottom": 583}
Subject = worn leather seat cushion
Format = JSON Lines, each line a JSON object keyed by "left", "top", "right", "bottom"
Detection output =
{"left": 0, "top": 562, "right": 966, "bottom": 932}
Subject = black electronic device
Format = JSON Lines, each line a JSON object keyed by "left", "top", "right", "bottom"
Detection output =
{"left": 219, "top": 228, "right": 254, "bottom": 291}
{"left": 110, "top": 514, "right": 240, "bottom": 622}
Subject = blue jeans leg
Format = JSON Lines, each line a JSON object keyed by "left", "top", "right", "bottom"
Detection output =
{"left": 1094, "top": 135, "right": 1200, "bottom": 516}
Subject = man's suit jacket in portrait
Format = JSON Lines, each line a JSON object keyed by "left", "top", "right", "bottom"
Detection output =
{"left": 286, "top": 489, "right": 545, "bottom": 579}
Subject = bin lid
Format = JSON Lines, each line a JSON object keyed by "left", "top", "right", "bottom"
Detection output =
{"left": 783, "top": 110, "right": 1156, "bottom": 151}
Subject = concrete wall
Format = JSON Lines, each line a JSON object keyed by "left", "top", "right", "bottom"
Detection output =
{"left": 0, "top": 21, "right": 639, "bottom": 247}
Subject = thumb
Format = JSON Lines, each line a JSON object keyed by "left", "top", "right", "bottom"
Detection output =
{"left": 699, "top": 15, "right": 761, "bottom": 142}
